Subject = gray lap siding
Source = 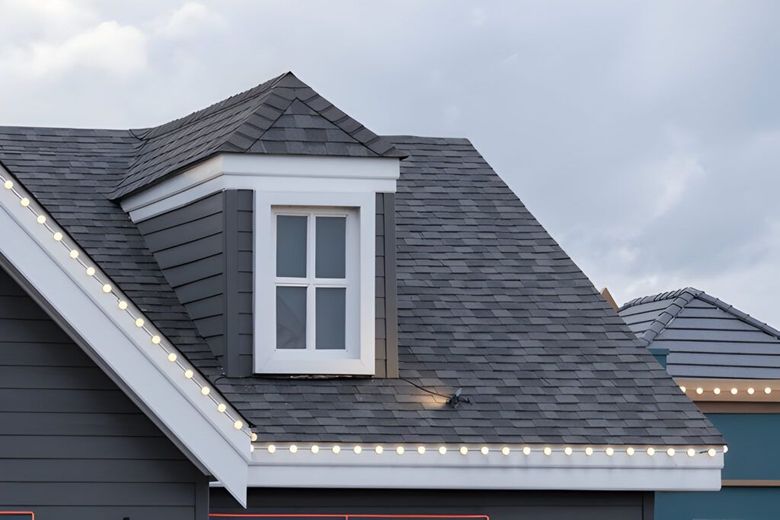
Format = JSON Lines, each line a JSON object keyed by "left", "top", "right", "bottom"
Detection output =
{"left": 0, "top": 266, "right": 209, "bottom": 520}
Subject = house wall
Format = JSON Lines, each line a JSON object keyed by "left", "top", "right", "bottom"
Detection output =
{"left": 0, "top": 267, "right": 209, "bottom": 520}
{"left": 137, "top": 190, "right": 399, "bottom": 377}
{"left": 656, "top": 412, "right": 780, "bottom": 519}
{"left": 210, "top": 488, "right": 654, "bottom": 520}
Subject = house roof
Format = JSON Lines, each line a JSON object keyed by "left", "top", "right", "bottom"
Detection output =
{"left": 620, "top": 288, "right": 780, "bottom": 379}
{"left": 0, "top": 75, "right": 722, "bottom": 447}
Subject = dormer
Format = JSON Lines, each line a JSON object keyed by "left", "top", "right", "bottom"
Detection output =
{"left": 119, "top": 72, "right": 403, "bottom": 378}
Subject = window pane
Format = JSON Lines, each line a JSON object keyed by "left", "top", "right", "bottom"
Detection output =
{"left": 316, "top": 288, "right": 346, "bottom": 350}
{"left": 276, "top": 286, "right": 306, "bottom": 349}
{"left": 315, "top": 216, "right": 346, "bottom": 279}
{"left": 276, "top": 215, "right": 307, "bottom": 278}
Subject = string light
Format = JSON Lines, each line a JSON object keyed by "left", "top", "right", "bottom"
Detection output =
{"left": 626, "top": 447, "right": 635, "bottom": 456}
{"left": 501, "top": 446, "right": 511, "bottom": 456}
{"left": 606, "top": 447, "right": 614, "bottom": 456}
{"left": 332, "top": 445, "right": 341, "bottom": 454}
{"left": 53, "top": 231, "right": 62, "bottom": 241}
{"left": 267, "top": 445, "right": 276, "bottom": 453}
{"left": 417, "top": 446, "right": 426, "bottom": 455}
{"left": 522, "top": 446, "right": 531, "bottom": 455}
{"left": 354, "top": 445, "right": 362, "bottom": 454}
{"left": 86, "top": 266, "right": 95, "bottom": 276}
{"left": 459, "top": 446, "right": 468, "bottom": 455}
{"left": 667, "top": 448, "right": 675, "bottom": 457}
{"left": 647, "top": 447, "right": 656, "bottom": 456}
{"left": 3, "top": 180, "right": 12, "bottom": 189}
{"left": 20, "top": 197, "right": 29, "bottom": 207}
{"left": 543, "top": 447, "right": 552, "bottom": 456}
{"left": 375, "top": 445, "right": 384, "bottom": 454}
{"left": 36, "top": 215, "right": 46, "bottom": 224}
{"left": 748, "top": 387, "right": 755, "bottom": 395}
{"left": 731, "top": 388, "right": 738, "bottom": 395}
{"left": 695, "top": 387, "right": 704, "bottom": 395}
{"left": 167, "top": 352, "right": 177, "bottom": 362}
{"left": 765, "top": 387, "right": 773, "bottom": 395}
{"left": 200, "top": 386, "right": 210, "bottom": 396}
{"left": 184, "top": 369, "right": 194, "bottom": 379}
{"left": 217, "top": 403, "right": 227, "bottom": 413}
{"left": 687, "top": 448, "right": 696, "bottom": 457}
{"left": 564, "top": 447, "right": 573, "bottom": 456}
{"left": 289, "top": 445, "right": 298, "bottom": 453}
{"left": 480, "top": 446, "right": 489, "bottom": 455}
{"left": 724, "top": 445, "right": 729, "bottom": 453}
{"left": 713, "top": 387, "right": 721, "bottom": 395}
{"left": 585, "top": 447, "right": 593, "bottom": 456}
{"left": 708, "top": 448, "right": 716, "bottom": 457}
{"left": 438, "top": 446, "right": 447, "bottom": 455}
{"left": 311, "top": 445, "right": 319, "bottom": 454}
{"left": 117, "top": 300, "right": 128, "bottom": 310}
{"left": 250, "top": 433, "right": 258, "bottom": 442}
{"left": 679, "top": 385, "right": 686, "bottom": 393}
{"left": 396, "top": 446, "right": 405, "bottom": 455}
{"left": 134, "top": 318, "right": 144, "bottom": 327}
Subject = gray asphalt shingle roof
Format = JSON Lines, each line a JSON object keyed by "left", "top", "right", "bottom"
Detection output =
{"left": 620, "top": 288, "right": 780, "bottom": 379}
{"left": 0, "top": 74, "right": 722, "bottom": 446}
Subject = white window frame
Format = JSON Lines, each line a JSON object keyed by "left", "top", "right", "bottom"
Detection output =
{"left": 255, "top": 191, "right": 375, "bottom": 375}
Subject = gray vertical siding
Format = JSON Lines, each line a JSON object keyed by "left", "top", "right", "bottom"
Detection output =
{"left": 0, "top": 267, "right": 209, "bottom": 520}
{"left": 139, "top": 190, "right": 399, "bottom": 378}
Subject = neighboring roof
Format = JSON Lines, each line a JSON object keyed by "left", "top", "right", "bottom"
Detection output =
{"left": 113, "top": 71, "right": 405, "bottom": 199}
{"left": 0, "top": 78, "right": 722, "bottom": 447}
{"left": 620, "top": 288, "right": 780, "bottom": 379}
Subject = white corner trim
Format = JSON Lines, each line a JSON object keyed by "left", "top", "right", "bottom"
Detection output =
{"left": 0, "top": 168, "right": 250, "bottom": 506}
{"left": 121, "top": 154, "right": 401, "bottom": 222}
{"left": 243, "top": 448, "right": 723, "bottom": 492}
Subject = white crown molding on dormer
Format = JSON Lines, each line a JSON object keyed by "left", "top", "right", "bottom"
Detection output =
{"left": 120, "top": 153, "right": 401, "bottom": 222}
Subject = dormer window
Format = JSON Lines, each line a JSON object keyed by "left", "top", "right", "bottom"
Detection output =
{"left": 255, "top": 191, "right": 376, "bottom": 375}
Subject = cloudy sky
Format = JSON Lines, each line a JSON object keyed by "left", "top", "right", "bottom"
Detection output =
{"left": 1, "top": 0, "right": 779, "bottom": 325}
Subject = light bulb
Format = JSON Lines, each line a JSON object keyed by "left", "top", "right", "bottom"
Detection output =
{"left": 564, "top": 447, "right": 573, "bottom": 456}
{"left": 667, "top": 448, "right": 675, "bottom": 457}
{"left": 396, "top": 446, "right": 405, "bottom": 455}
{"left": 765, "top": 387, "right": 772, "bottom": 395}
{"left": 53, "top": 231, "right": 62, "bottom": 241}
{"left": 354, "top": 445, "right": 362, "bottom": 454}
{"left": 501, "top": 446, "right": 511, "bottom": 456}
{"left": 3, "top": 180, "right": 13, "bottom": 189}
{"left": 267, "top": 444, "right": 276, "bottom": 453}
{"left": 184, "top": 369, "right": 193, "bottom": 379}
{"left": 585, "top": 447, "right": 593, "bottom": 456}
{"left": 748, "top": 387, "right": 755, "bottom": 395}
{"left": 290, "top": 445, "right": 298, "bottom": 453}
{"left": 135, "top": 318, "right": 144, "bottom": 327}
{"left": 102, "top": 284, "right": 112, "bottom": 293}
{"left": 233, "top": 420, "right": 243, "bottom": 430}
{"left": 36, "top": 215, "right": 46, "bottom": 224}
{"left": 687, "top": 448, "right": 695, "bottom": 457}
{"left": 708, "top": 448, "right": 716, "bottom": 457}
{"left": 522, "top": 446, "right": 531, "bottom": 455}
{"left": 417, "top": 446, "right": 426, "bottom": 455}
{"left": 680, "top": 385, "right": 687, "bottom": 393}
{"left": 332, "top": 445, "right": 341, "bottom": 454}
{"left": 459, "top": 446, "right": 468, "bottom": 455}
{"left": 200, "top": 386, "right": 210, "bottom": 396}
{"left": 311, "top": 445, "right": 319, "bottom": 454}
{"left": 217, "top": 403, "right": 226, "bottom": 413}
{"left": 723, "top": 445, "right": 729, "bottom": 453}
{"left": 438, "top": 446, "right": 447, "bottom": 455}
{"left": 151, "top": 335, "right": 161, "bottom": 344}
{"left": 731, "top": 388, "right": 738, "bottom": 395}
{"left": 167, "top": 352, "right": 177, "bottom": 362}
{"left": 20, "top": 197, "right": 29, "bottom": 207}
{"left": 647, "top": 447, "right": 656, "bottom": 456}
{"left": 713, "top": 387, "right": 721, "bottom": 395}
{"left": 250, "top": 445, "right": 255, "bottom": 453}
{"left": 626, "top": 447, "right": 635, "bottom": 456}
{"left": 695, "top": 387, "right": 703, "bottom": 395}
{"left": 250, "top": 433, "right": 258, "bottom": 442}
{"left": 606, "top": 447, "right": 614, "bottom": 456}
{"left": 117, "top": 300, "right": 128, "bottom": 310}
{"left": 86, "top": 266, "right": 95, "bottom": 276}
{"left": 543, "top": 447, "right": 552, "bottom": 456}
{"left": 480, "top": 446, "right": 489, "bottom": 455}
{"left": 375, "top": 445, "right": 384, "bottom": 454}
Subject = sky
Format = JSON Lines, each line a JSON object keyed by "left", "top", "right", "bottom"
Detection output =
{"left": 1, "top": 0, "right": 779, "bottom": 325}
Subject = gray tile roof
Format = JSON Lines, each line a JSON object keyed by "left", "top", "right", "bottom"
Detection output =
{"left": 0, "top": 77, "right": 722, "bottom": 446}
{"left": 620, "top": 288, "right": 780, "bottom": 379}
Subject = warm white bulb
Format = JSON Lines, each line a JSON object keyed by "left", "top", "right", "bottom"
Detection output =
{"left": 332, "top": 445, "right": 341, "bottom": 454}
{"left": 708, "top": 448, "right": 716, "bottom": 457}
{"left": 480, "top": 446, "right": 489, "bottom": 455}
{"left": 680, "top": 385, "right": 687, "bottom": 393}
{"left": 501, "top": 446, "right": 511, "bottom": 456}
{"left": 417, "top": 446, "right": 426, "bottom": 455}
{"left": 375, "top": 445, "right": 384, "bottom": 454}
{"left": 3, "top": 180, "right": 13, "bottom": 189}
{"left": 135, "top": 318, "right": 144, "bottom": 327}
{"left": 731, "top": 387, "right": 738, "bottom": 395}
{"left": 86, "top": 266, "right": 95, "bottom": 276}
{"left": 69, "top": 250, "right": 79, "bottom": 259}
{"left": 438, "top": 446, "right": 447, "bottom": 455}
{"left": 606, "top": 447, "right": 614, "bottom": 456}
{"left": 564, "top": 446, "right": 573, "bottom": 456}
{"left": 354, "top": 445, "right": 362, "bottom": 454}
{"left": 250, "top": 445, "right": 255, "bottom": 453}
{"left": 748, "top": 387, "right": 755, "bottom": 395}
{"left": 522, "top": 446, "right": 531, "bottom": 455}
{"left": 626, "top": 447, "right": 635, "bottom": 456}
{"left": 167, "top": 352, "right": 177, "bottom": 362}
{"left": 713, "top": 387, "right": 721, "bottom": 395}
{"left": 267, "top": 444, "right": 276, "bottom": 453}
{"left": 53, "top": 231, "right": 62, "bottom": 241}
{"left": 200, "top": 386, "right": 210, "bottom": 396}
{"left": 585, "top": 447, "right": 594, "bottom": 456}
{"left": 687, "top": 448, "right": 696, "bottom": 457}
{"left": 289, "top": 445, "right": 298, "bottom": 453}
{"left": 20, "top": 197, "right": 30, "bottom": 207}
{"left": 36, "top": 215, "right": 46, "bottom": 224}
{"left": 217, "top": 403, "right": 226, "bottom": 413}
{"left": 102, "top": 284, "right": 112, "bottom": 293}
{"left": 151, "top": 335, "right": 161, "bottom": 344}
{"left": 723, "top": 445, "right": 729, "bottom": 453}
{"left": 765, "top": 387, "right": 772, "bottom": 395}
{"left": 233, "top": 420, "right": 243, "bottom": 430}
{"left": 459, "top": 446, "right": 468, "bottom": 455}
{"left": 543, "top": 447, "right": 552, "bottom": 456}
{"left": 396, "top": 446, "right": 405, "bottom": 455}
{"left": 647, "top": 447, "right": 656, "bottom": 456}
{"left": 311, "top": 445, "right": 319, "bottom": 454}
{"left": 695, "top": 387, "right": 704, "bottom": 395}
{"left": 667, "top": 448, "right": 676, "bottom": 457}
{"left": 116, "top": 298, "right": 127, "bottom": 309}
{"left": 250, "top": 433, "right": 258, "bottom": 442}
{"left": 184, "top": 369, "right": 193, "bottom": 379}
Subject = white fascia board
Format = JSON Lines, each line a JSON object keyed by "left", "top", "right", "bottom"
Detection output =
{"left": 121, "top": 154, "right": 401, "bottom": 222}
{"left": 0, "top": 171, "right": 250, "bottom": 506}
{"left": 244, "top": 450, "right": 723, "bottom": 492}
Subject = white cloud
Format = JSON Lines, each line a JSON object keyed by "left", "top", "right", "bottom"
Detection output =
{"left": 643, "top": 153, "right": 706, "bottom": 218}
{"left": 0, "top": 20, "right": 148, "bottom": 79}
{"left": 155, "top": 2, "right": 225, "bottom": 39}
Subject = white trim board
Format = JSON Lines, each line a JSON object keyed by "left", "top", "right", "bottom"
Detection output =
{"left": 0, "top": 166, "right": 250, "bottom": 506}
{"left": 121, "top": 154, "right": 401, "bottom": 222}
{"left": 239, "top": 449, "right": 723, "bottom": 492}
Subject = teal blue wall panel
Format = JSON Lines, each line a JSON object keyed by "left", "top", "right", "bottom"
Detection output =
{"left": 707, "top": 413, "right": 780, "bottom": 480}
{"left": 657, "top": 488, "right": 780, "bottom": 520}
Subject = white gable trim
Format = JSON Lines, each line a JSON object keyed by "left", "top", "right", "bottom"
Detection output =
{"left": 0, "top": 166, "right": 250, "bottom": 506}
{"left": 120, "top": 154, "right": 401, "bottom": 222}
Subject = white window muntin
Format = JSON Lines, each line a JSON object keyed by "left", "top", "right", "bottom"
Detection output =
{"left": 272, "top": 206, "right": 359, "bottom": 357}
{"left": 255, "top": 191, "right": 375, "bottom": 375}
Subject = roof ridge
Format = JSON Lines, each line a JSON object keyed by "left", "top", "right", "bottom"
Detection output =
{"left": 619, "top": 287, "right": 702, "bottom": 310}
{"left": 695, "top": 292, "right": 780, "bottom": 341}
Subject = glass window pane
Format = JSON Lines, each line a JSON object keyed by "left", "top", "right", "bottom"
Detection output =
{"left": 316, "top": 288, "right": 346, "bottom": 350}
{"left": 276, "top": 286, "right": 306, "bottom": 349}
{"left": 276, "top": 215, "right": 307, "bottom": 278}
{"left": 315, "top": 216, "right": 346, "bottom": 279}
